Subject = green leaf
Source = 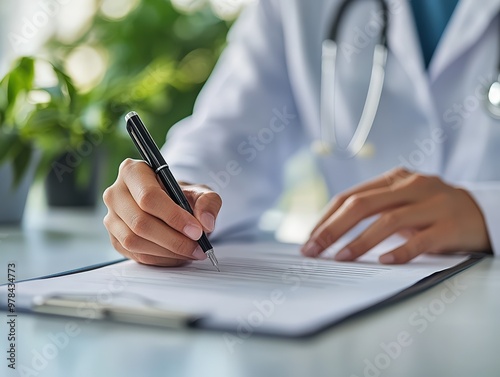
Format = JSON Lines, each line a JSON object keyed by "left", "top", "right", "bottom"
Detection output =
{"left": 4, "top": 57, "right": 35, "bottom": 116}
{"left": 51, "top": 64, "right": 77, "bottom": 105}
{"left": 12, "top": 143, "right": 32, "bottom": 187}
{"left": 17, "top": 57, "right": 35, "bottom": 88}
{"left": 7, "top": 73, "right": 22, "bottom": 106}
{"left": 0, "top": 131, "right": 19, "bottom": 163}
{"left": 7, "top": 57, "right": 35, "bottom": 101}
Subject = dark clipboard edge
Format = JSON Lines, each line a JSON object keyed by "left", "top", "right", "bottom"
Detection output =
{"left": 0, "top": 255, "right": 486, "bottom": 339}
{"left": 0, "top": 258, "right": 126, "bottom": 287}
{"left": 194, "top": 254, "right": 486, "bottom": 339}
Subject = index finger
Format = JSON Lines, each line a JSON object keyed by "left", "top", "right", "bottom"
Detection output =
{"left": 310, "top": 167, "right": 412, "bottom": 235}
{"left": 304, "top": 184, "right": 415, "bottom": 257}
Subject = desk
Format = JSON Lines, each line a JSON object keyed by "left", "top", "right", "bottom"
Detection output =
{"left": 1, "top": 208, "right": 499, "bottom": 377}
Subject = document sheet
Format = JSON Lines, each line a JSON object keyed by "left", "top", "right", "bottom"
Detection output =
{"left": 1, "top": 238, "right": 471, "bottom": 336}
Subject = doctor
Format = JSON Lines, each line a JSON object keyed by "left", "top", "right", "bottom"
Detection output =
{"left": 103, "top": 0, "right": 499, "bottom": 266}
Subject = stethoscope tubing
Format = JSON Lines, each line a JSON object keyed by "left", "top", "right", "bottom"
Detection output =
{"left": 318, "top": 0, "right": 500, "bottom": 158}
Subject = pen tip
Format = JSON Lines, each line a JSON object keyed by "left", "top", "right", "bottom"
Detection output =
{"left": 206, "top": 248, "right": 220, "bottom": 272}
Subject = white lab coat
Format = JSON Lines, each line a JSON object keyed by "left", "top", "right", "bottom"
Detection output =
{"left": 162, "top": 0, "right": 500, "bottom": 255}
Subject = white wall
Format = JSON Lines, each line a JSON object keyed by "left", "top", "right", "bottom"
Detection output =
{"left": 0, "top": 1, "right": 14, "bottom": 76}
{"left": 0, "top": 0, "right": 96, "bottom": 76}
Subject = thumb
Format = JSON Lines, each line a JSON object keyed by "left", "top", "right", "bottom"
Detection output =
{"left": 181, "top": 183, "right": 222, "bottom": 233}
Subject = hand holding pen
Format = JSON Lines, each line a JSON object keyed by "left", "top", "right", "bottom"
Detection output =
{"left": 102, "top": 112, "right": 222, "bottom": 270}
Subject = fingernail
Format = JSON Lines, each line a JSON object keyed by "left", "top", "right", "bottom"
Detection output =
{"left": 183, "top": 224, "right": 202, "bottom": 240}
{"left": 301, "top": 241, "right": 322, "bottom": 257}
{"left": 200, "top": 212, "right": 216, "bottom": 232}
{"left": 335, "top": 248, "right": 352, "bottom": 261}
{"left": 192, "top": 246, "right": 207, "bottom": 260}
{"left": 380, "top": 254, "right": 395, "bottom": 264}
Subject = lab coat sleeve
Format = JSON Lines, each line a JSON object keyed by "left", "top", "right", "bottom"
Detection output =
{"left": 460, "top": 183, "right": 500, "bottom": 256}
{"left": 161, "top": 0, "right": 303, "bottom": 242}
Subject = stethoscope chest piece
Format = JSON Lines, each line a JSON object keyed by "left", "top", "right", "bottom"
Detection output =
{"left": 487, "top": 78, "right": 500, "bottom": 119}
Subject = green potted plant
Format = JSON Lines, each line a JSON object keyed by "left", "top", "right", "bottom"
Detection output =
{"left": 0, "top": 56, "right": 112, "bottom": 219}
{"left": 0, "top": 0, "right": 234, "bottom": 222}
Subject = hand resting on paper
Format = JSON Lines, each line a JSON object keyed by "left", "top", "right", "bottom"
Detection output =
{"left": 302, "top": 168, "right": 492, "bottom": 264}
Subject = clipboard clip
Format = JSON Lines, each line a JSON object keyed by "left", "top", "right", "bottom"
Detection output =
{"left": 32, "top": 295, "right": 202, "bottom": 329}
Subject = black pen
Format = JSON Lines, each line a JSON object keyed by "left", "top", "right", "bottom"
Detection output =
{"left": 125, "top": 111, "right": 220, "bottom": 272}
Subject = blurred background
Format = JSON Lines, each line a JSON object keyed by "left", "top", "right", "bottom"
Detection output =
{"left": 0, "top": 0, "right": 327, "bottom": 244}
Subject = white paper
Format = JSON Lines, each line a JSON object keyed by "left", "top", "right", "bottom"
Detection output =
{"left": 0, "top": 238, "right": 470, "bottom": 336}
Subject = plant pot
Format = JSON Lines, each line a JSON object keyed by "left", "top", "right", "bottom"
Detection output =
{"left": 44, "top": 151, "right": 101, "bottom": 208}
{"left": 0, "top": 162, "right": 35, "bottom": 224}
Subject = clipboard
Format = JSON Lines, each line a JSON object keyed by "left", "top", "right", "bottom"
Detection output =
{"left": 0, "top": 243, "right": 486, "bottom": 338}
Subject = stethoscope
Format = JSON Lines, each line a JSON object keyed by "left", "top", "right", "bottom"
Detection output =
{"left": 313, "top": 0, "right": 500, "bottom": 158}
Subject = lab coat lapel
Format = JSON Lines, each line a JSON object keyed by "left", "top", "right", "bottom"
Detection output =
{"left": 386, "top": 0, "right": 426, "bottom": 89}
{"left": 386, "top": 0, "right": 443, "bottom": 173}
{"left": 429, "top": 0, "right": 500, "bottom": 82}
